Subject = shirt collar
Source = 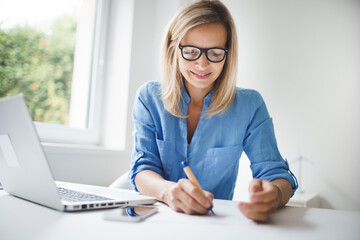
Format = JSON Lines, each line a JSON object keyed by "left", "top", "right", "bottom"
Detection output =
{"left": 203, "top": 89, "right": 214, "bottom": 105}
{"left": 181, "top": 82, "right": 214, "bottom": 106}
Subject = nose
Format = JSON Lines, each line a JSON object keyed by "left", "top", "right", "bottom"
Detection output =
{"left": 196, "top": 52, "right": 209, "bottom": 68}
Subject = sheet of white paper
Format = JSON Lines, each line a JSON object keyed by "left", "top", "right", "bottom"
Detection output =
{"left": 150, "top": 199, "right": 255, "bottom": 225}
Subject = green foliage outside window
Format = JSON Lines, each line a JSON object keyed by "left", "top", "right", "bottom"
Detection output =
{"left": 0, "top": 16, "right": 77, "bottom": 125}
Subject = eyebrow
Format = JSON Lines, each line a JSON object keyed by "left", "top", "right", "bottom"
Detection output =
{"left": 179, "top": 44, "right": 227, "bottom": 49}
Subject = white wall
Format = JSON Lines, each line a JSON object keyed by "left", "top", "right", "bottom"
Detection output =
{"left": 124, "top": 0, "right": 189, "bottom": 151}
{"left": 47, "top": 0, "right": 360, "bottom": 211}
{"left": 224, "top": 0, "right": 360, "bottom": 211}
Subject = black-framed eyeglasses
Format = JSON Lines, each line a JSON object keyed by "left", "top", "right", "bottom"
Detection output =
{"left": 179, "top": 45, "right": 228, "bottom": 63}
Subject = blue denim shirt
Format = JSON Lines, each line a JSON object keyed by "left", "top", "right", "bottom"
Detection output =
{"left": 129, "top": 81, "right": 297, "bottom": 200}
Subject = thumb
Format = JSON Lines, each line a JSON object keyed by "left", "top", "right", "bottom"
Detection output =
{"left": 249, "top": 179, "right": 263, "bottom": 194}
{"left": 204, "top": 191, "right": 214, "bottom": 203}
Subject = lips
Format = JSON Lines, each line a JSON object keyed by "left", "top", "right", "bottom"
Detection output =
{"left": 191, "top": 71, "right": 211, "bottom": 80}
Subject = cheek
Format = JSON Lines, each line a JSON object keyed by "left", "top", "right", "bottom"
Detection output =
{"left": 213, "top": 62, "right": 226, "bottom": 78}
{"left": 178, "top": 59, "right": 191, "bottom": 77}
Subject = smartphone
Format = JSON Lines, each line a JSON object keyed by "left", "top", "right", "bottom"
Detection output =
{"left": 103, "top": 205, "right": 158, "bottom": 222}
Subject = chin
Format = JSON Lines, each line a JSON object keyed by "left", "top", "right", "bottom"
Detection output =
{"left": 184, "top": 74, "right": 217, "bottom": 92}
{"left": 191, "top": 81, "right": 215, "bottom": 91}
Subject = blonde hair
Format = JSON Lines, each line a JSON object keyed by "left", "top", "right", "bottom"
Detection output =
{"left": 160, "top": 0, "right": 238, "bottom": 118}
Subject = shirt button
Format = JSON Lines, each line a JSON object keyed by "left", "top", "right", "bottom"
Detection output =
{"left": 138, "top": 153, "right": 142, "bottom": 157}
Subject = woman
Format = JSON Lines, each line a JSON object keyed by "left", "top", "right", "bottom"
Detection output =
{"left": 129, "top": 0, "right": 297, "bottom": 221}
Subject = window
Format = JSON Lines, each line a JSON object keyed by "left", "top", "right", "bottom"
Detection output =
{"left": 0, "top": 0, "right": 109, "bottom": 145}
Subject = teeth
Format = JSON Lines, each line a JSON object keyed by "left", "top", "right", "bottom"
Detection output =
{"left": 191, "top": 71, "right": 210, "bottom": 77}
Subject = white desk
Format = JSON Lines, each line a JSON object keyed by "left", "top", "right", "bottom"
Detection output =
{"left": 0, "top": 191, "right": 359, "bottom": 240}
{"left": 287, "top": 192, "right": 320, "bottom": 208}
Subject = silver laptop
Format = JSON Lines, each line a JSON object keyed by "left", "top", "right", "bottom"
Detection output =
{"left": 0, "top": 94, "right": 155, "bottom": 211}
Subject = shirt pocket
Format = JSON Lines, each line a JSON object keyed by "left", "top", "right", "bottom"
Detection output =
{"left": 155, "top": 138, "right": 182, "bottom": 181}
{"left": 203, "top": 144, "right": 243, "bottom": 183}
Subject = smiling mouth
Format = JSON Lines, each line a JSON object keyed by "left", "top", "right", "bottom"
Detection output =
{"left": 191, "top": 71, "right": 211, "bottom": 79}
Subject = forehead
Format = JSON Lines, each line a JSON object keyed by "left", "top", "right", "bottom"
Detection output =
{"left": 180, "top": 23, "right": 227, "bottom": 48}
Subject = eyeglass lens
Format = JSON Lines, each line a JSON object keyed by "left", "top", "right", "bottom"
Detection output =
{"left": 181, "top": 46, "right": 226, "bottom": 62}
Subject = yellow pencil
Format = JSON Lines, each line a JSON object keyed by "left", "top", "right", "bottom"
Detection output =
{"left": 181, "top": 160, "right": 215, "bottom": 214}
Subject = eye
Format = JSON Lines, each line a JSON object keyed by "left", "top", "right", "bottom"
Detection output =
{"left": 182, "top": 47, "right": 201, "bottom": 60}
{"left": 184, "top": 48, "right": 199, "bottom": 55}
{"left": 208, "top": 49, "right": 222, "bottom": 57}
{"left": 209, "top": 52, "right": 222, "bottom": 57}
{"left": 208, "top": 49, "right": 225, "bottom": 61}
{"left": 184, "top": 49, "right": 197, "bottom": 56}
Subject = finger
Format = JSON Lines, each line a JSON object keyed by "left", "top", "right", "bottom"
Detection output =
{"left": 169, "top": 182, "right": 208, "bottom": 214}
{"left": 168, "top": 197, "right": 185, "bottom": 213}
{"left": 204, "top": 191, "right": 214, "bottom": 206}
{"left": 238, "top": 202, "right": 271, "bottom": 222}
{"left": 250, "top": 182, "right": 278, "bottom": 203}
{"left": 238, "top": 201, "right": 275, "bottom": 214}
{"left": 175, "top": 196, "right": 206, "bottom": 215}
{"left": 249, "top": 179, "right": 263, "bottom": 194}
{"left": 179, "top": 179, "right": 212, "bottom": 209}
{"left": 177, "top": 186, "right": 209, "bottom": 214}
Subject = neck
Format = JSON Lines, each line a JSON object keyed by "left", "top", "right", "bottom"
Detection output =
{"left": 184, "top": 82, "right": 213, "bottom": 105}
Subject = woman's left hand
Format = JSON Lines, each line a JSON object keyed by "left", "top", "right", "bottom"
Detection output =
{"left": 237, "top": 179, "right": 281, "bottom": 222}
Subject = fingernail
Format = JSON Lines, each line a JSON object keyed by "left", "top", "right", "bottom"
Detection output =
{"left": 205, "top": 198, "right": 212, "bottom": 208}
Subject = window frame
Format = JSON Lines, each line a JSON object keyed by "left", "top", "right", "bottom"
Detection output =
{"left": 34, "top": 0, "right": 110, "bottom": 146}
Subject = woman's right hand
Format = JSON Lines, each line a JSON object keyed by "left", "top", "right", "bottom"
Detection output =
{"left": 164, "top": 178, "right": 214, "bottom": 215}
{"left": 134, "top": 170, "right": 213, "bottom": 215}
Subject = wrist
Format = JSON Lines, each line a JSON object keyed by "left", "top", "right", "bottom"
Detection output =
{"left": 158, "top": 187, "right": 169, "bottom": 203}
{"left": 273, "top": 183, "right": 283, "bottom": 208}
{"left": 158, "top": 181, "right": 175, "bottom": 204}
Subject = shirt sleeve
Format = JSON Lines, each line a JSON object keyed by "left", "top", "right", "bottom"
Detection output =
{"left": 243, "top": 91, "right": 298, "bottom": 196}
{"left": 128, "top": 84, "right": 164, "bottom": 192}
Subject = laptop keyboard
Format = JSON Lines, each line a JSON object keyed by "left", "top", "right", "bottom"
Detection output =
{"left": 57, "top": 187, "right": 113, "bottom": 202}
